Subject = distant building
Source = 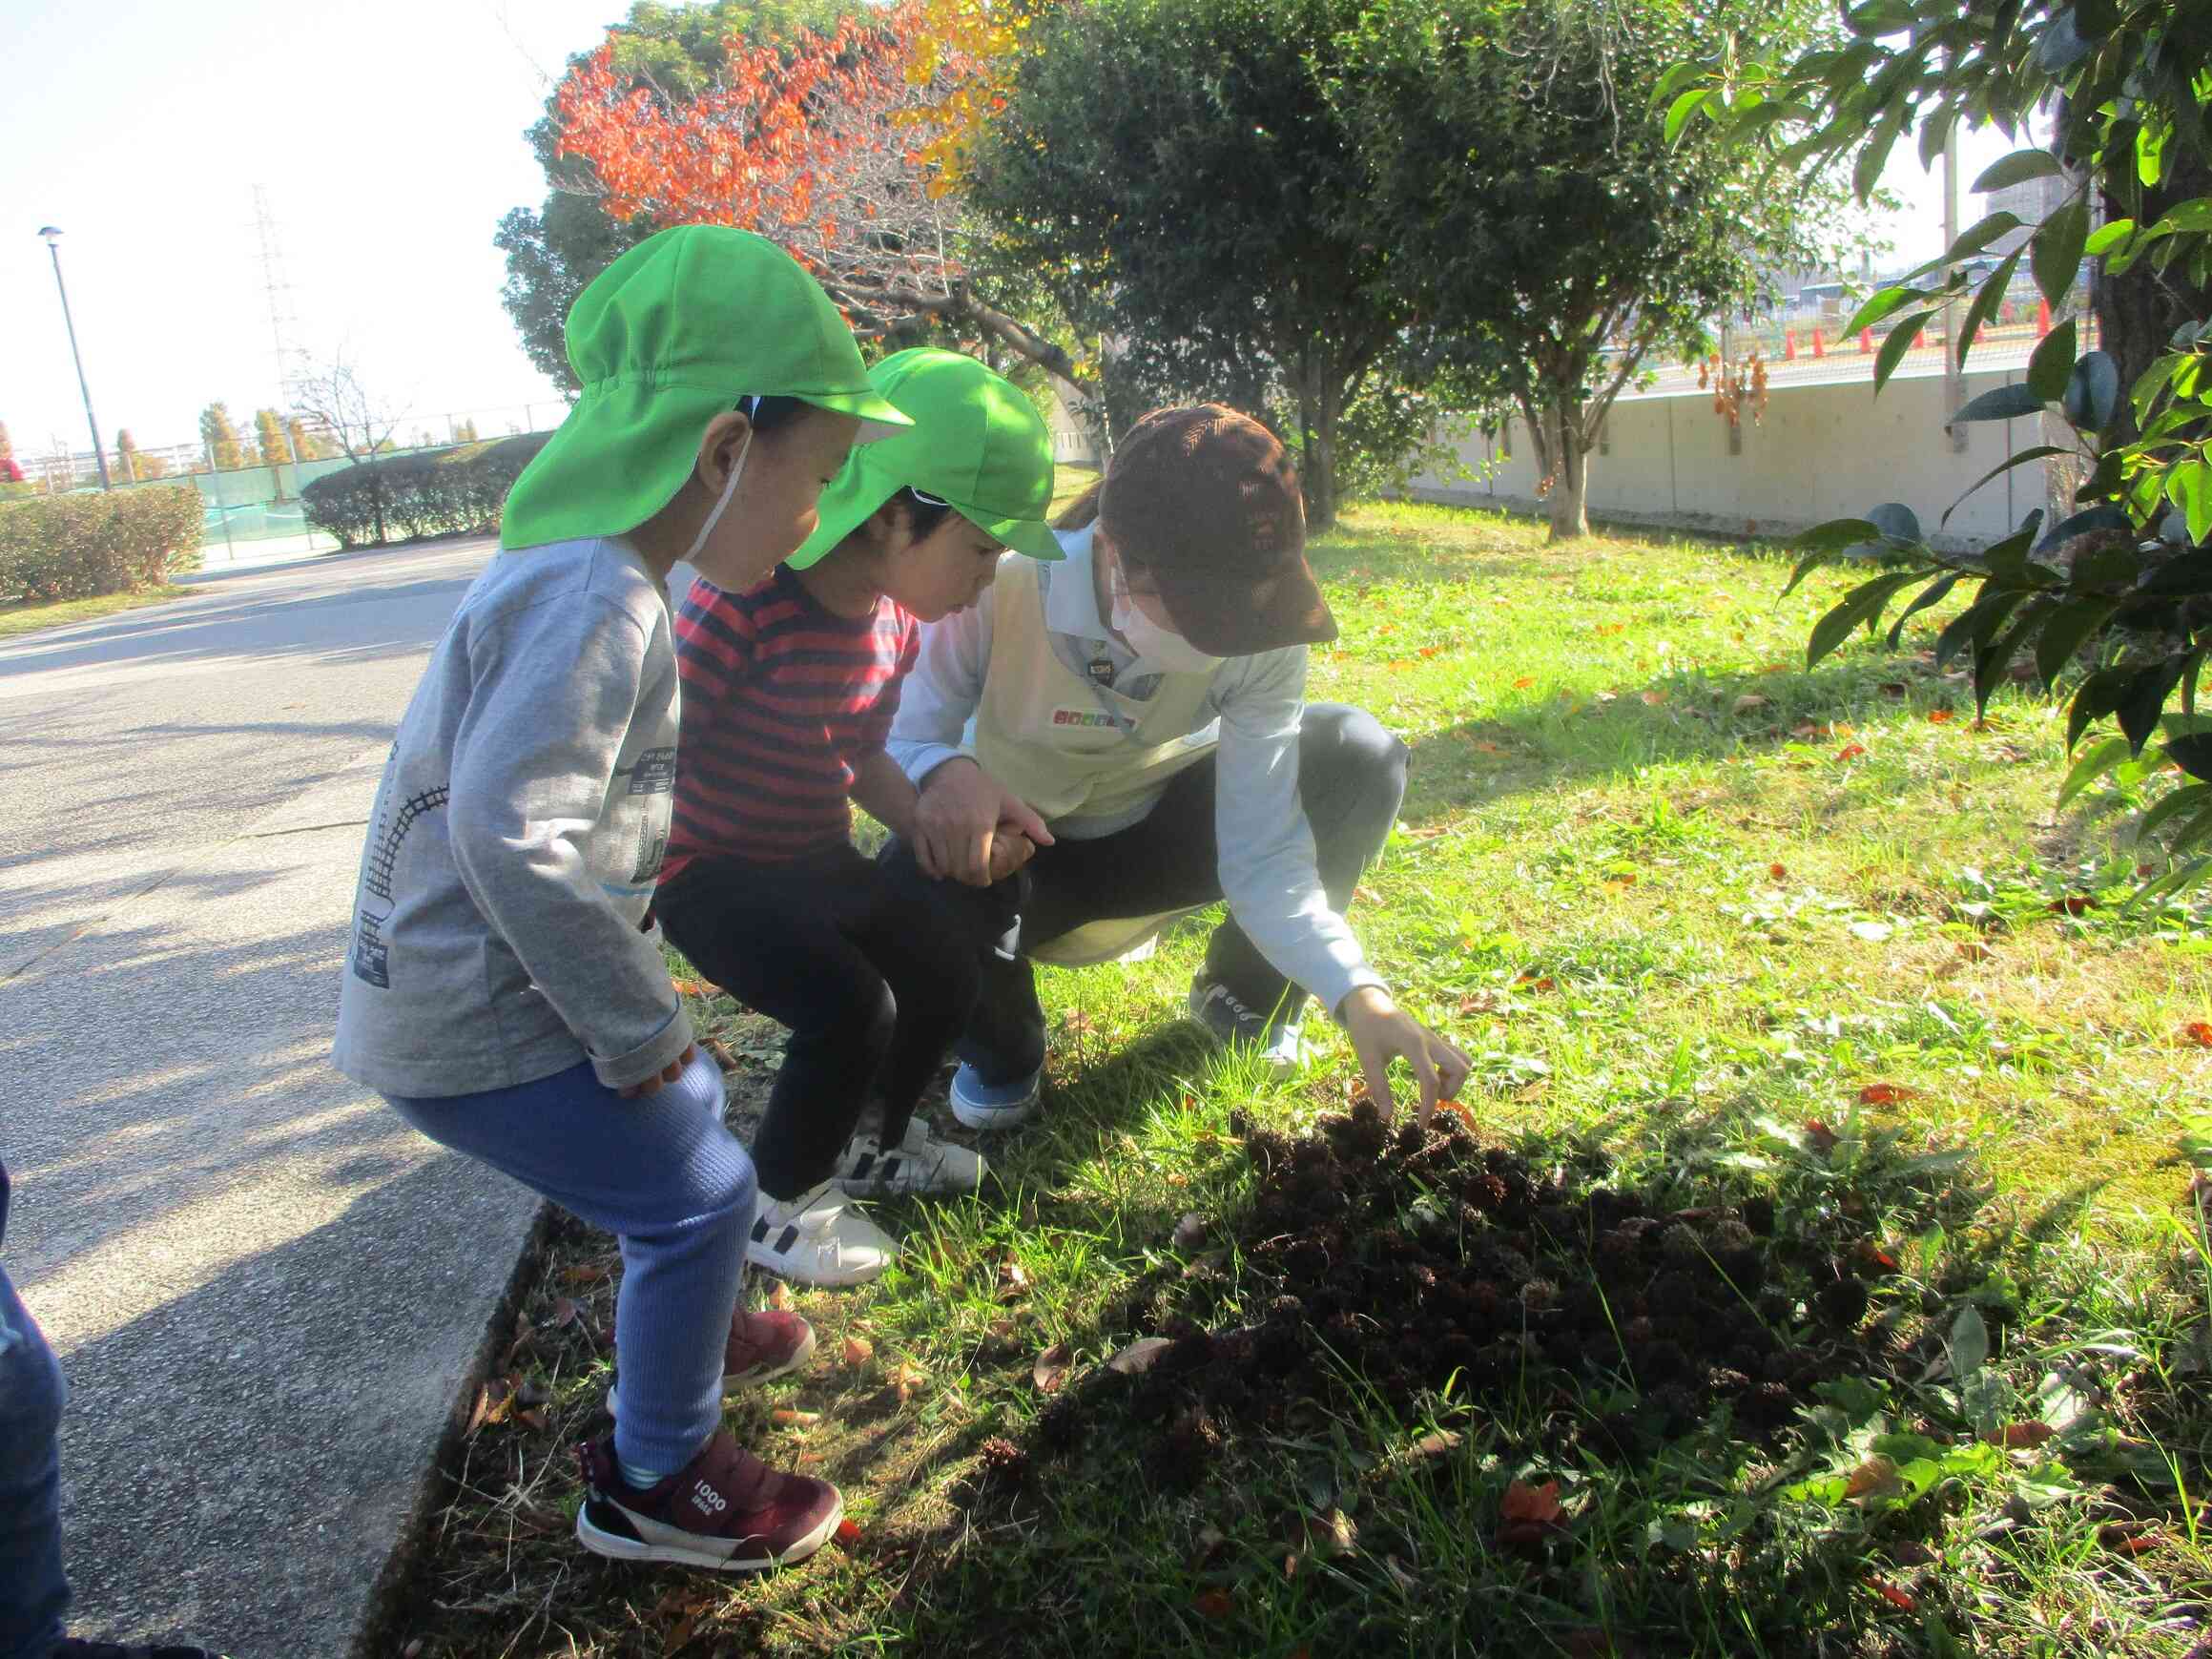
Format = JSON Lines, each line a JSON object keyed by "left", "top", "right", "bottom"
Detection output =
{"left": 1980, "top": 173, "right": 2070, "bottom": 255}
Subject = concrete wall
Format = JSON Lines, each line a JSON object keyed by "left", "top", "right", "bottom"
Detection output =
{"left": 1409, "top": 363, "right": 2058, "bottom": 551}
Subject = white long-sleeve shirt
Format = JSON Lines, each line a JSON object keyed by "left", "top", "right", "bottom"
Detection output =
{"left": 885, "top": 525, "right": 1382, "bottom": 1014}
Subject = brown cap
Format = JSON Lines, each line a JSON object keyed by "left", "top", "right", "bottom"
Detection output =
{"left": 1097, "top": 405, "right": 1336, "bottom": 657}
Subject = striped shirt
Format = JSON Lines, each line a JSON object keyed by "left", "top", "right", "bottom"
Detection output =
{"left": 667, "top": 565, "right": 920, "bottom": 874}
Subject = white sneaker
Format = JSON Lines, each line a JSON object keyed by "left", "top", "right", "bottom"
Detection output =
{"left": 831, "top": 1117, "right": 986, "bottom": 1197}
{"left": 747, "top": 1182, "right": 899, "bottom": 1287}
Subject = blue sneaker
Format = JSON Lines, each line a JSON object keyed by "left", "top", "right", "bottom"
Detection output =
{"left": 949, "top": 1063, "right": 1042, "bottom": 1130}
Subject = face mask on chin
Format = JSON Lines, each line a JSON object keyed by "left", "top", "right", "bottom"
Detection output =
{"left": 1107, "top": 551, "right": 1224, "bottom": 673}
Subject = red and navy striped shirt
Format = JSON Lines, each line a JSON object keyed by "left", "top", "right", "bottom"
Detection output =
{"left": 666, "top": 565, "right": 920, "bottom": 873}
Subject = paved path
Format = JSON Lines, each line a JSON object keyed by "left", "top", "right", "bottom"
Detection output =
{"left": 0, "top": 541, "right": 543, "bottom": 1657}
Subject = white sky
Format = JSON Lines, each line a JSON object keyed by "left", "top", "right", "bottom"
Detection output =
{"left": 0, "top": 0, "right": 2045, "bottom": 460}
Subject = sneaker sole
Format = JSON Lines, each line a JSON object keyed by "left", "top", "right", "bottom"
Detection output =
{"left": 723, "top": 1321, "right": 817, "bottom": 1393}
{"left": 574, "top": 1491, "right": 844, "bottom": 1572}
{"left": 947, "top": 1079, "right": 1041, "bottom": 1131}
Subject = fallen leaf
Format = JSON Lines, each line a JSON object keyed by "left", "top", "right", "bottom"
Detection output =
{"left": 1792, "top": 720, "right": 1823, "bottom": 738}
{"left": 1191, "top": 1587, "right": 1235, "bottom": 1619}
{"left": 1417, "top": 645, "right": 1439, "bottom": 658}
{"left": 1603, "top": 875, "right": 1638, "bottom": 891}
{"left": 2099, "top": 1522, "right": 2161, "bottom": 1555}
{"left": 1500, "top": 1478, "right": 1565, "bottom": 1525}
{"left": 1732, "top": 694, "right": 1769, "bottom": 715}
{"left": 1867, "top": 1575, "right": 1917, "bottom": 1611}
{"left": 1858, "top": 1082, "right": 1918, "bottom": 1105}
{"left": 1471, "top": 738, "right": 1507, "bottom": 755}
{"left": 1835, "top": 743, "right": 1868, "bottom": 762}
{"left": 1171, "top": 1212, "right": 1209, "bottom": 1251}
{"left": 1855, "top": 1242, "right": 1900, "bottom": 1275}
{"left": 770, "top": 1408, "right": 821, "bottom": 1425}
{"left": 1768, "top": 862, "right": 1788, "bottom": 880}
{"left": 563, "top": 1262, "right": 609, "bottom": 1286}
{"left": 1513, "top": 675, "right": 1535, "bottom": 690}
{"left": 703, "top": 1038, "right": 738, "bottom": 1071}
{"left": 516, "top": 1408, "right": 548, "bottom": 1433}
{"left": 2051, "top": 896, "right": 2097, "bottom": 916}
{"left": 841, "top": 1335, "right": 875, "bottom": 1367}
{"left": 1956, "top": 941, "right": 1994, "bottom": 963}
{"left": 997, "top": 1258, "right": 1030, "bottom": 1299}
{"left": 551, "top": 1296, "right": 580, "bottom": 1328}
{"left": 1879, "top": 681, "right": 1909, "bottom": 697}
{"left": 1639, "top": 690, "right": 1667, "bottom": 706}
{"left": 1033, "top": 1340, "right": 1073, "bottom": 1394}
{"left": 670, "top": 977, "right": 710, "bottom": 997}
{"left": 834, "top": 1517, "right": 864, "bottom": 1549}
{"left": 1981, "top": 1421, "right": 2059, "bottom": 1449}
{"left": 987, "top": 1317, "right": 1019, "bottom": 1340}
{"left": 1107, "top": 1337, "right": 1174, "bottom": 1375}
{"left": 766, "top": 1279, "right": 795, "bottom": 1313}
{"left": 2181, "top": 1022, "right": 2212, "bottom": 1048}
{"left": 1804, "top": 1119, "right": 1840, "bottom": 1155}
{"left": 889, "top": 1360, "right": 928, "bottom": 1403}
{"left": 1844, "top": 1456, "right": 1906, "bottom": 1503}
{"left": 1062, "top": 1008, "right": 1097, "bottom": 1035}
{"left": 1927, "top": 708, "right": 1954, "bottom": 723}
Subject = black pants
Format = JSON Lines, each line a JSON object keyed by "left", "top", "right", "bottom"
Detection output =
{"left": 879, "top": 702, "right": 1408, "bottom": 1086}
{"left": 657, "top": 843, "right": 980, "bottom": 1201}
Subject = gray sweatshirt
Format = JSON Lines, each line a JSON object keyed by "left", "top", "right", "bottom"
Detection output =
{"left": 333, "top": 537, "right": 693, "bottom": 1098}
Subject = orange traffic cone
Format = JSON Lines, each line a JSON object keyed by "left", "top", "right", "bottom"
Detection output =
{"left": 1784, "top": 328, "right": 1798, "bottom": 360}
{"left": 2036, "top": 298, "right": 2053, "bottom": 336}
{"left": 1811, "top": 328, "right": 1826, "bottom": 357}
{"left": 1860, "top": 328, "right": 1874, "bottom": 354}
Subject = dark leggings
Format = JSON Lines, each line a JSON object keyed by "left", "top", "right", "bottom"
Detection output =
{"left": 879, "top": 702, "right": 1408, "bottom": 1085}
{"left": 657, "top": 843, "right": 980, "bottom": 1201}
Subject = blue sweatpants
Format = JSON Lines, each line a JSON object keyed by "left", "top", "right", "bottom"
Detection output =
{"left": 383, "top": 1053, "right": 754, "bottom": 1478}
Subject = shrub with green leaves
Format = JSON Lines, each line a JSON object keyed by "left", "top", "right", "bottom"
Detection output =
{"left": 1679, "top": 0, "right": 2212, "bottom": 899}
{"left": 300, "top": 433, "right": 552, "bottom": 549}
{"left": 0, "top": 487, "right": 204, "bottom": 601}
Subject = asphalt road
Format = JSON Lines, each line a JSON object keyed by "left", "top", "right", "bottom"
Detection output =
{"left": 0, "top": 539, "right": 545, "bottom": 1657}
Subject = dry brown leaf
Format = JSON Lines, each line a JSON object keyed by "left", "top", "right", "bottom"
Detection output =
{"left": 1512, "top": 675, "right": 1535, "bottom": 690}
{"left": 1843, "top": 1456, "right": 1905, "bottom": 1503}
{"left": 765, "top": 1278, "right": 795, "bottom": 1313}
{"left": 889, "top": 1360, "right": 928, "bottom": 1403}
{"left": 1867, "top": 1575, "right": 1916, "bottom": 1611}
{"left": 563, "top": 1261, "right": 609, "bottom": 1286}
{"left": 1804, "top": 1119, "right": 1840, "bottom": 1155}
{"left": 1499, "top": 1478, "right": 1565, "bottom": 1525}
{"left": 1033, "top": 1340, "right": 1073, "bottom": 1394}
{"left": 1191, "top": 1587, "right": 1235, "bottom": 1619}
{"left": 1107, "top": 1337, "right": 1174, "bottom": 1375}
{"left": 2182, "top": 1021, "right": 2212, "bottom": 1048}
{"left": 1731, "top": 694, "right": 1769, "bottom": 715}
{"left": 834, "top": 1517, "right": 864, "bottom": 1548}
{"left": 1639, "top": 690, "right": 1666, "bottom": 706}
{"left": 841, "top": 1335, "right": 875, "bottom": 1367}
{"left": 669, "top": 977, "right": 710, "bottom": 998}
{"left": 1981, "top": 1421, "right": 2058, "bottom": 1450}
{"left": 1768, "top": 862, "right": 1788, "bottom": 880}
{"left": 1835, "top": 742, "right": 1869, "bottom": 762}
{"left": 1858, "top": 1082, "right": 1918, "bottom": 1105}
{"left": 987, "top": 1317, "right": 1019, "bottom": 1340}
{"left": 770, "top": 1407, "right": 821, "bottom": 1426}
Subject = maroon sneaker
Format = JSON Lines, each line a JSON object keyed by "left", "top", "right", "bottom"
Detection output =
{"left": 575, "top": 1430, "right": 842, "bottom": 1570}
{"left": 724, "top": 1306, "right": 815, "bottom": 1390}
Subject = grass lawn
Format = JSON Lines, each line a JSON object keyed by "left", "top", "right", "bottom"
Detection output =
{"left": 382, "top": 501, "right": 2212, "bottom": 1658}
{"left": 0, "top": 585, "right": 188, "bottom": 640}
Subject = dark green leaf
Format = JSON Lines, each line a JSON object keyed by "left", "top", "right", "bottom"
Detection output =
{"left": 1807, "top": 570, "right": 1924, "bottom": 669}
{"left": 1971, "top": 148, "right": 2064, "bottom": 193}
{"left": 1954, "top": 384, "right": 2047, "bottom": 424}
{"left": 1943, "top": 446, "right": 2071, "bottom": 528}
{"left": 2119, "top": 659, "right": 2188, "bottom": 753}
{"left": 1853, "top": 102, "right": 1911, "bottom": 203}
{"left": 1840, "top": 285, "right": 1924, "bottom": 341}
{"left": 1792, "top": 516, "right": 1885, "bottom": 552}
{"left": 2061, "top": 351, "right": 2120, "bottom": 432}
{"left": 2035, "top": 597, "right": 2119, "bottom": 685}
{"left": 1876, "top": 310, "right": 1937, "bottom": 392}
{"left": 2036, "top": 506, "right": 2132, "bottom": 555}
{"left": 2165, "top": 737, "right": 2212, "bottom": 783}
{"left": 1937, "top": 587, "right": 2027, "bottom": 670}
{"left": 1957, "top": 251, "right": 2025, "bottom": 369}
{"left": 1976, "top": 601, "right": 2052, "bottom": 714}
{"left": 2035, "top": 9, "right": 2097, "bottom": 73}
{"left": 2057, "top": 734, "right": 2132, "bottom": 809}
{"left": 2034, "top": 199, "right": 2090, "bottom": 309}
{"left": 2069, "top": 667, "right": 2133, "bottom": 749}
{"left": 2141, "top": 554, "right": 2212, "bottom": 597}
{"left": 2136, "top": 780, "right": 2212, "bottom": 837}
{"left": 2075, "top": 541, "right": 2142, "bottom": 591}
{"left": 2027, "top": 321, "right": 2078, "bottom": 402}
{"left": 1888, "top": 572, "right": 1961, "bottom": 648}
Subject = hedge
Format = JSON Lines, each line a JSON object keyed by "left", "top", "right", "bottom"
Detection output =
{"left": 0, "top": 487, "right": 204, "bottom": 601}
{"left": 301, "top": 434, "right": 553, "bottom": 549}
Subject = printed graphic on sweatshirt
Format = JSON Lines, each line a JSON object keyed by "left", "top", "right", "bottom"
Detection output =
{"left": 351, "top": 780, "right": 449, "bottom": 988}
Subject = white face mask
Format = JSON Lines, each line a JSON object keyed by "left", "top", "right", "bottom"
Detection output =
{"left": 681, "top": 427, "right": 754, "bottom": 567}
{"left": 1108, "top": 553, "right": 1223, "bottom": 673}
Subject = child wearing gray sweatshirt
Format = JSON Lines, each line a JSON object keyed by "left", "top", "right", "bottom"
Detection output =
{"left": 331, "top": 226, "right": 912, "bottom": 1574}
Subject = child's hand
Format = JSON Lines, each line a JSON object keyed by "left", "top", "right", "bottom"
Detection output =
{"left": 620, "top": 1045, "right": 698, "bottom": 1099}
{"left": 986, "top": 827, "right": 1036, "bottom": 883}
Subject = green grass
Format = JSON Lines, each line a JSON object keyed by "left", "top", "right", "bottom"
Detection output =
{"left": 388, "top": 501, "right": 2212, "bottom": 1658}
{"left": 0, "top": 584, "right": 188, "bottom": 639}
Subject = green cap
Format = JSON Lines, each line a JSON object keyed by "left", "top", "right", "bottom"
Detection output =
{"left": 788, "top": 347, "right": 1063, "bottom": 569}
{"left": 500, "top": 225, "right": 912, "bottom": 551}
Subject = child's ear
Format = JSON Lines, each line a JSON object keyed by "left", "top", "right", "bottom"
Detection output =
{"left": 865, "top": 497, "right": 911, "bottom": 550}
{"left": 695, "top": 410, "right": 754, "bottom": 490}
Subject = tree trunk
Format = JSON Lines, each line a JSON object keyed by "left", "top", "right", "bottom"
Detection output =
{"left": 1543, "top": 399, "right": 1589, "bottom": 542}
{"left": 1306, "top": 375, "right": 1341, "bottom": 531}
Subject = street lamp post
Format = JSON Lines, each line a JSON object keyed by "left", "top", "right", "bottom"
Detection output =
{"left": 37, "top": 226, "right": 112, "bottom": 490}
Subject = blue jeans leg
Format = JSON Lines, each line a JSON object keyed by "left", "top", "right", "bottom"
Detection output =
{"left": 383, "top": 1053, "right": 755, "bottom": 1479}
{"left": 0, "top": 1263, "right": 69, "bottom": 1659}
